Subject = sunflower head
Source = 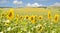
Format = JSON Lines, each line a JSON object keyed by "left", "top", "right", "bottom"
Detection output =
{"left": 31, "top": 20, "right": 36, "bottom": 24}
{"left": 54, "top": 14, "right": 59, "bottom": 23}
{"left": 29, "top": 15, "right": 35, "bottom": 21}
{"left": 38, "top": 16, "right": 43, "bottom": 21}
{"left": 7, "top": 8, "right": 14, "bottom": 20}
{"left": 36, "top": 24, "right": 43, "bottom": 32}
{"left": 20, "top": 16, "right": 23, "bottom": 20}
{"left": 1, "top": 13, "right": 5, "bottom": 17}
{"left": 25, "top": 15, "right": 29, "bottom": 19}
{"left": 48, "top": 11, "right": 51, "bottom": 19}
{"left": 38, "top": 25, "right": 43, "bottom": 32}
{"left": 30, "top": 16, "right": 34, "bottom": 20}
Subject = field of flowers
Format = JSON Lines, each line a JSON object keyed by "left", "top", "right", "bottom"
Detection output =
{"left": 0, "top": 8, "right": 60, "bottom": 33}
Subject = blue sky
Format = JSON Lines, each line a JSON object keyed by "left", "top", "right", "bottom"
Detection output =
{"left": 0, "top": 0, "right": 60, "bottom": 7}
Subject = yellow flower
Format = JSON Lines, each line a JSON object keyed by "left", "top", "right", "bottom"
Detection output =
{"left": 54, "top": 14, "right": 59, "bottom": 23}
{"left": 29, "top": 15, "right": 37, "bottom": 24}
{"left": 38, "top": 16, "right": 43, "bottom": 21}
{"left": 1, "top": 13, "right": 7, "bottom": 17}
{"left": 38, "top": 25, "right": 43, "bottom": 32}
{"left": 29, "top": 15, "right": 35, "bottom": 21}
{"left": 25, "top": 15, "right": 29, "bottom": 19}
{"left": 20, "top": 16, "right": 23, "bottom": 21}
{"left": 48, "top": 11, "right": 51, "bottom": 19}
{"left": 1, "top": 13, "right": 5, "bottom": 17}
{"left": 31, "top": 20, "right": 36, "bottom": 24}
{"left": 7, "top": 8, "right": 14, "bottom": 20}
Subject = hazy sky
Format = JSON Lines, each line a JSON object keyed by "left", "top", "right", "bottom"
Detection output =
{"left": 0, "top": 0, "right": 60, "bottom": 7}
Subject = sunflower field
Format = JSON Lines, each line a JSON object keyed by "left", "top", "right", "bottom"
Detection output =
{"left": 0, "top": 7, "right": 60, "bottom": 33}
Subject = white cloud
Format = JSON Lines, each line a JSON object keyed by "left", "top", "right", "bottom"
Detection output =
{"left": 32, "top": 3, "right": 40, "bottom": 7}
{"left": 13, "top": 0, "right": 23, "bottom": 5}
{"left": 13, "top": 0, "right": 18, "bottom": 4}
{"left": 27, "top": 3, "right": 45, "bottom": 7}
{"left": 50, "top": 2, "right": 60, "bottom": 6}
{"left": 27, "top": 3, "right": 31, "bottom": 7}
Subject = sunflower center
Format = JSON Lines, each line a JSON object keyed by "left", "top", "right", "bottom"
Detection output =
{"left": 9, "top": 12, "right": 12, "bottom": 17}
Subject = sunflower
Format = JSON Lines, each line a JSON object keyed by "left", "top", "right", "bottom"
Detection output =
{"left": 29, "top": 15, "right": 35, "bottom": 21}
{"left": 29, "top": 15, "right": 36, "bottom": 24}
{"left": 20, "top": 16, "right": 23, "bottom": 21}
{"left": 1, "top": 13, "right": 5, "bottom": 17}
{"left": 31, "top": 20, "right": 36, "bottom": 24}
{"left": 48, "top": 11, "right": 51, "bottom": 19}
{"left": 25, "top": 15, "right": 29, "bottom": 19}
{"left": 54, "top": 14, "right": 59, "bottom": 23}
{"left": 38, "top": 16, "right": 43, "bottom": 21}
{"left": 7, "top": 8, "right": 14, "bottom": 20}
{"left": 1, "top": 13, "right": 5, "bottom": 18}
{"left": 38, "top": 25, "right": 43, "bottom": 32}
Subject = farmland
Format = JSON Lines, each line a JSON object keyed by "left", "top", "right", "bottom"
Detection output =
{"left": 0, "top": 7, "right": 60, "bottom": 33}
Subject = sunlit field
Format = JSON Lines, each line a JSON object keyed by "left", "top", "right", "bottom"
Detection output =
{"left": 0, "top": 7, "right": 60, "bottom": 33}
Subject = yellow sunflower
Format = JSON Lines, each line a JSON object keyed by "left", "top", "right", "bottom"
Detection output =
{"left": 48, "top": 11, "right": 51, "bottom": 19}
{"left": 54, "top": 14, "right": 59, "bottom": 23}
{"left": 29, "top": 15, "right": 36, "bottom": 24}
{"left": 31, "top": 20, "right": 36, "bottom": 24}
{"left": 7, "top": 8, "right": 14, "bottom": 20}
{"left": 38, "top": 16, "right": 43, "bottom": 21}
{"left": 29, "top": 15, "right": 35, "bottom": 21}
{"left": 25, "top": 15, "right": 29, "bottom": 19}
{"left": 1, "top": 13, "right": 5, "bottom": 17}
{"left": 20, "top": 16, "right": 23, "bottom": 21}
{"left": 38, "top": 25, "right": 43, "bottom": 32}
